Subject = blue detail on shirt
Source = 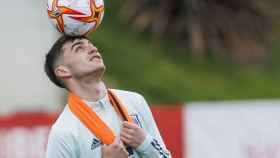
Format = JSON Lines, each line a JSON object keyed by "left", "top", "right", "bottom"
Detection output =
{"left": 151, "top": 139, "right": 170, "bottom": 158}
{"left": 130, "top": 114, "right": 143, "bottom": 128}
{"left": 91, "top": 138, "right": 102, "bottom": 150}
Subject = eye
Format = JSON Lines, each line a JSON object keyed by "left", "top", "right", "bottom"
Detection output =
{"left": 74, "top": 45, "right": 84, "bottom": 52}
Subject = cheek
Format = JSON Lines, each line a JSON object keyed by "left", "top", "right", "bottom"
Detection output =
{"left": 72, "top": 60, "right": 88, "bottom": 70}
{"left": 68, "top": 54, "right": 86, "bottom": 64}
{"left": 66, "top": 57, "right": 86, "bottom": 71}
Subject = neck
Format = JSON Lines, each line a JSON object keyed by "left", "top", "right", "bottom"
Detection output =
{"left": 67, "top": 75, "right": 107, "bottom": 102}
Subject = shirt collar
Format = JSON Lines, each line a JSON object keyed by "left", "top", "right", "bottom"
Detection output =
{"left": 83, "top": 90, "right": 110, "bottom": 109}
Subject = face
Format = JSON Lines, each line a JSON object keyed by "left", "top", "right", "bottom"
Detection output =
{"left": 59, "top": 38, "right": 105, "bottom": 79}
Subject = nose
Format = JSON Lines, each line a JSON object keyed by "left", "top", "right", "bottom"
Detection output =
{"left": 88, "top": 45, "right": 98, "bottom": 55}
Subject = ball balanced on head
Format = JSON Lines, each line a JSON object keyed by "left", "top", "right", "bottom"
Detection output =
{"left": 47, "top": 0, "right": 104, "bottom": 36}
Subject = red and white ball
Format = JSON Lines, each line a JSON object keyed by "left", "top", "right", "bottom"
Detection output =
{"left": 47, "top": 0, "right": 104, "bottom": 36}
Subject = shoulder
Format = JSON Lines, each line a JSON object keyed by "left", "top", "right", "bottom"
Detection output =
{"left": 46, "top": 106, "right": 80, "bottom": 158}
{"left": 47, "top": 105, "right": 80, "bottom": 155}
{"left": 48, "top": 105, "right": 79, "bottom": 141}
{"left": 110, "top": 89, "right": 145, "bottom": 102}
{"left": 109, "top": 89, "right": 150, "bottom": 113}
{"left": 110, "top": 89, "right": 156, "bottom": 130}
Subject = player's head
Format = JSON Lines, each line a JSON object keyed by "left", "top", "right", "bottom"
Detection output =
{"left": 44, "top": 35, "right": 105, "bottom": 89}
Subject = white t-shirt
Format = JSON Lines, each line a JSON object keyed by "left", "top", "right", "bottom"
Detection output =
{"left": 46, "top": 89, "right": 171, "bottom": 158}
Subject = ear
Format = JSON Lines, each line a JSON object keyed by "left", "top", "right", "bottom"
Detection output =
{"left": 54, "top": 65, "right": 72, "bottom": 79}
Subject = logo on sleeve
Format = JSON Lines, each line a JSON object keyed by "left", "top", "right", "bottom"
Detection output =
{"left": 130, "top": 114, "right": 142, "bottom": 128}
{"left": 91, "top": 138, "right": 102, "bottom": 150}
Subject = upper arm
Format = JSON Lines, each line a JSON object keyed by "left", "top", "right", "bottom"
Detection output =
{"left": 133, "top": 93, "right": 172, "bottom": 157}
{"left": 134, "top": 94, "right": 166, "bottom": 147}
{"left": 46, "top": 129, "right": 79, "bottom": 158}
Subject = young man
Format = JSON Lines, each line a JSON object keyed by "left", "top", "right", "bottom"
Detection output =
{"left": 45, "top": 35, "right": 171, "bottom": 158}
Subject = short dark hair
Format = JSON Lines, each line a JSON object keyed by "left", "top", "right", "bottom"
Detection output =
{"left": 44, "top": 35, "right": 87, "bottom": 88}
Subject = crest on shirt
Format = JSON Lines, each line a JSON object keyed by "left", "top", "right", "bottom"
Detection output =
{"left": 129, "top": 114, "right": 142, "bottom": 128}
{"left": 91, "top": 138, "right": 102, "bottom": 150}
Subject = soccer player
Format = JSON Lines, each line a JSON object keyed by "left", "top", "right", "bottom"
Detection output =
{"left": 45, "top": 35, "right": 171, "bottom": 158}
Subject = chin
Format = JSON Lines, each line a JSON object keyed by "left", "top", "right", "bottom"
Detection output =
{"left": 93, "top": 65, "right": 106, "bottom": 76}
{"left": 97, "top": 64, "right": 106, "bottom": 71}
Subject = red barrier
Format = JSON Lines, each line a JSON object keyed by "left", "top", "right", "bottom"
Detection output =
{"left": 0, "top": 107, "right": 183, "bottom": 158}
{"left": 0, "top": 113, "right": 58, "bottom": 128}
{"left": 0, "top": 113, "right": 58, "bottom": 158}
{"left": 152, "top": 106, "right": 183, "bottom": 158}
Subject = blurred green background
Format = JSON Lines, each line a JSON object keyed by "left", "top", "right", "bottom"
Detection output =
{"left": 88, "top": 0, "right": 280, "bottom": 104}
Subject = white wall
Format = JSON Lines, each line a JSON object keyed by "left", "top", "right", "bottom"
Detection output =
{"left": 0, "top": 0, "right": 65, "bottom": 115}
{"left": 185, "top": 100, "right": 280, "bottom": 158}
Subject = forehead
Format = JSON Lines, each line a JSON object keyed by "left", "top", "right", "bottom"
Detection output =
{"left": 63, "top": 38, "right": 90, "bottom": 49}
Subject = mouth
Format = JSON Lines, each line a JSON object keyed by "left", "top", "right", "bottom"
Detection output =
{"left": 89, "top": 54, "right": 101, "bottom": 61}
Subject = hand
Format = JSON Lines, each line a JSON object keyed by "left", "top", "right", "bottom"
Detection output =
{"left": 101, "top": 138, "right": 129, "bottom": 158}
{"left": 120, "top": 121, "right": 147, "bottom": 149}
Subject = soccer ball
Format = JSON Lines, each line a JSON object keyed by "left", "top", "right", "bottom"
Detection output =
{"left": 47, "top": 0, "right": 104, "bottom": 36}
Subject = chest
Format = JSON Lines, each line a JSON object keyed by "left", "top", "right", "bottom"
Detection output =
{"left": 76, "top": 104, "right": 143, "bottom": 158}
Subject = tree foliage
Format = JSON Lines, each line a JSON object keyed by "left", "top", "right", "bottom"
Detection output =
{"left": 120, "top": 0, "right": 275, "bottom": 65}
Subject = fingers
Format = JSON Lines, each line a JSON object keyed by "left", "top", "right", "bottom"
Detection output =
{"left": 122, "top": 121, "right": 138, "bottom": 136}
{"left": 102, "top": 141, "right": 129, "bottom": 158}
{"left": 121, "top": 125, "right": 137, "bottom": 147}
{"left": 116, "top": 140, "right": 129, "bottom": 156}
{"left": 121, "top": 123, "right": 134, "bottom": 143}
{"left": 120, "top": 138, "right": 125, "bottom": 149}
{"left": 120, "top": 133, "right": 132, "bottom": 145}
{"left": 122, "top": 148, "right": 129, "bottom": 156}
{"left": 111, "top": 138, "right": 124, "bottom": 149}
{"left": 120, "top": 131, "right": 133, "bottom": 140}
{"left": 123, "top": 121, "right": 138, "bottom": 129}
{"left": 121, "top": 127, "right": 135, "bottom": 135}
{"left": 120, "top": 121, "right": 147, "bottom": 149}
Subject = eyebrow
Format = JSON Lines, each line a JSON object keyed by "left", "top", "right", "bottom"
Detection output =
{"left": 71, "top": 41, "right": 84, "bottom": 51}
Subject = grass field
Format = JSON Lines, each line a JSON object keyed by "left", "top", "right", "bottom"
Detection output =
{"left": 88, "top": 4, "right": 280, "bottom": 104}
